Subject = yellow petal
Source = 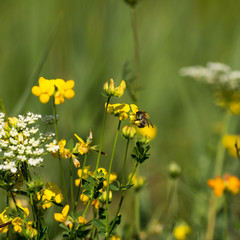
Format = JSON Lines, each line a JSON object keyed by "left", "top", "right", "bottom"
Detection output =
{"left": 39, "top": 94, "right": 50, "bottom": 104}
{"left": 32, "top": 86, "right": 41, "bottom": 96}
{"left": 74, "top": 134, "right": 84, "bottom": 144}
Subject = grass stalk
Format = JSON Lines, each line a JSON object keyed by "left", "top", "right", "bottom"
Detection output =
{"left": 74, "top": 154, "right": 88, "bottom": 213}
{"left": 70, "top": 157, "right": 74, "bottom": 210}
{"left": 105, "top": 120, "right": 122, "bottom": 236}
{"left": 53, "top": 99, "right": 68, "bottom": 203}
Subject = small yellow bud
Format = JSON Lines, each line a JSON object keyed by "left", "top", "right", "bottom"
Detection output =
{"left": 122, "top": 125, "right": 136, "bottom": 139}
{"left": 78, "top": 216, "right": 87, "bottom": 225}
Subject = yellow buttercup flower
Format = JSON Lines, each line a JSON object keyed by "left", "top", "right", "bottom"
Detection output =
{"left": 32, "top": 77, "right": 55, "bottom": 104}
{"left": 173, "top": 223, "right": 191, "bottom": 240}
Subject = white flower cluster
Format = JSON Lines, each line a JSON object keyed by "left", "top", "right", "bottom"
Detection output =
{"left": 180, "top": 62, "right": 240, "bottom": 90}
{"left": 0, "top": 112, "right": 55, "bottom": 173}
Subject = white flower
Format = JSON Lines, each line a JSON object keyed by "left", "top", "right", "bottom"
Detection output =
{"left": 10, "top": 137, "right": 18, "bottom": 145}
{"left": 46, "top": 140, "right": 59, "bottom": 153}
{"left": 17, "top": 155, "right": 27, "bottom": 162}
{"left": 9, "top": 128, "right": 18, "bottom": 137}
{"left": 4, "top": 151, "right": 15, "bottom": 158}
{"left": 28, "top": 157, "right": 43, "bottom": 166}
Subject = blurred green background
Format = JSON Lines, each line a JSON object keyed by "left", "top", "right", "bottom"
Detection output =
{"left": 1, "top": 0, "right": 240, "bottom": 239}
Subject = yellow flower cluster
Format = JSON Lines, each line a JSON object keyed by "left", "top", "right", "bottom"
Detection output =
{"left": 54, "top": 205, "right": 87, "bottom": 229}
{"left": 103, "top": 78, "right": 126, "bottom": 97}
{"left": 32, "top": 77, "right": 75, "bottom": 104}
{"left": 37, "top": 182, "right": 63, "bottom": 209}
{"left": 0, "top": 206, "right": 37, "bottom": 237}
{"left": 207, "top": 174, "right": 240, "bottom": 197}
{"left": 75, "top": 167, "right": 117, "bottom": 206}
{"left": 173, "top": 223, "right": 191, "bottom": 240}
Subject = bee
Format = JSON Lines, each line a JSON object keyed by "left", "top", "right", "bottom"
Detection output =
{"left": 135, "top": 110, "right": 153, "bottom": 128}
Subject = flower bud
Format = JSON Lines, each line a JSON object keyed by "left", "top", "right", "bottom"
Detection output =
{"left": 168, "top": 162, "right": 181, "bottom": 179}
{"left": 122, "top": 125, "right": 136, "bottom": 139}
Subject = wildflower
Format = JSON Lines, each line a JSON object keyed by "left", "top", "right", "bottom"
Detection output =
{"left": 74, "top": 133, "right": 91, "bottom": 155}
{"left": 129, "top": 173, "right": 145, "bottom": 191}
{"left": 26, "top": 221, "right": 37, "bottom": 238}
{"left": 122, "top": 125, "right": 136, "bottom": 139}
{"left": 168, "top": 162, "right": 182, "bottom": 179}
{"left": 78, "top": 216, "right": 87, "bottom": 225}
{"left": 37, "top": 182, "right": 63, "bottom": 209}
{"left": 12, "top": 217, "right": 23, "bottom": 233}
{"left": 32, "top": 77, "right": 75, "bottom": 105}
{"left": 207, "top": 174, "right": 240, "bottom": 197}
{"left": 75, "top": 166, "right": 90, "bottom": 187}
{"left": 97, "top": 168, "right": 117, "bottom": 187}
{"left": 111, "top": 236, "right": 121, "bottom": 240}
{"left": 106, "top": 103, "right": 130, "bottom": 120}
{"left": 99, "top": 190, "right": 112, "bottom": 202}
{"left": 207, "top": 176, "right": 225, "bottom": 197}
{"left": 137, "top": 124, "right": 157, "bottom": 140}
{"left": 173, "top": 223, "right": 191, "bottom": 240}
{"left": 54, "top": 205, "right": 73, "bottom": 229}
{"left": 54, "top": 79, "right": 75, "bottom": 105}
{"left": 80, "top": 193, "right": 90, "bottom": 205}
{"left": 225, "top": 175, "right": 240, "bottom": 194}
{"left": 91, "top": 199, "right": 100, "bottom": 209}
{"left": 31, "top": 77, "right": 55, "bottom": 104}
{"left": 0, "top": 208, "right": 11, "bottom": 233}
{"left": 103, "top": 78, "right": 126, "bottom": 98}
{"left": 222, "top": 135, "right": 240, "bottom": 157}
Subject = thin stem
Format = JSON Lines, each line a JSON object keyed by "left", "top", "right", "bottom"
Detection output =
{"left": 205, "top": 111, "right": 231, "bottom": 240}
{"left": 108, "top": 162, "right": 139, "bottom": 235}
{"left": 70, "top": 157, "right": 74, "bottom": 209}
{"left": 122, "top": 138, "right": 130, "bottom": 185}
{"left": 131, "top": 6, "right": 140, "bottom": 103}
{"left": 224, "top": 194, "right": 229, "bottom": 240}
{"left": 74, "top": 154, "right": 88, "bottom": 213}
{"left": 10, "top": 191, "right": 20, "bottom": 216}
{"left": 53, "top": 99, "right": 68, "bottom": 202}
{"left": 95, "top": 97, "right": 111, "bottom": 173}
{"left": 105, "top": 120, "right": 122, "bottom": 235}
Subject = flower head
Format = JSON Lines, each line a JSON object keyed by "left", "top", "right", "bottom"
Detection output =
{"left": 173, "top": 223, "right": 191, "bottom": 240}
{"left": 103, "top": 78, "right": 126, "bottom": 98}
{"left": 32, "top": 77, "right": 75, "bottom": 104}
{"left": 222, "top": 135, "right": 240, "bottom": 157}
{"left": 54, "top": 205, "right": 73, "bottom": 229}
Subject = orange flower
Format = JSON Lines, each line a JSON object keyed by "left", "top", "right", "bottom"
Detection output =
{"left": 207, "top": 177, "right": 225, "bottom": 197}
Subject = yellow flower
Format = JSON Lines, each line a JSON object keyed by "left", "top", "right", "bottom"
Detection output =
{"left": 97, "top": 168, "right": 117, "bottom": 187}
{"left": 32, "top": 77, "right": 55, "bottom": 104}
{"left": 222, "top": 135, "right": 240, "bottom": 157}
{"left": 74, "top": 134, "right": 91, "bottom": 155}
{"left": 106, "top": 103, "right": 130, "bottom": 120}
{"left": 26, "top": 221, "right": 37, "bottom": 238}
{"left": 54, "top": 205, "right": 72, "bottom": 229}
{"left": 103, "top": 78, "right": 126, "bottom": 97}
{"left": 137, "top": 124, "right": 157, "bottom": 140}
{"left": 173, "top": 223, "right": 191, "bottom": 240}
{"left": 80, "top": 193, "right": 90, "bottom": 205}
{"left": 111, "top": 236, "right": 121, "bottom": 240}
{"left": 12, "top": 217, "right": 23, "bottom": 233}
{"left": 78, "top": 216, "right": 87, "bottom": 225}
{"left": 75, "top": 166, "right": 90, "bottom": 187}
{"left": 225, "top": 175, "right": 240, "bottom": 194}
{"left": 91, "top": 199, "right": 100, "bottom": 209}
{"left": 58, "top": 139, "right": 72, "bottom": 159}
{"left": 54, "top": 79, "right": 75, "bottom": 105}
{"left": 122, "top": 125, "right": 136, "bottom": 139}
{"left": 17, "top": 205, "right": 29, "bottom": 218}
{"left": 0, "top": 208, "right": 11, "bottom": 233}
{"left": 37, "top": 182, "right": 63, "bottom": 209}
{"left": 129, "top": 173, "right": 145, "bottom": 190}
{"left": 207, "top": 176, "right": 225, "bottom": 197}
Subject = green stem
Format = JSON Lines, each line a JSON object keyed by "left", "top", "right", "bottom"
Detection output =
{"left": 224, "top": 194, "right": 229, "bottom": 240}
{"left": 205, "top": 111, "right": 231, "bottom": 240}
{"left": 131, "top": 6, "right": 140, "bottom": 103}
{"left": 134, "top": 190, "right": 140, "bottom": 236}
{"left": 108, "top": 162, "right": 139, "bottom": 236}
{"left": 105, "top": 120, "right": 122, "bottom": 235}
{"left": 53, "top": 99, "right": 68, "bottom": 202}
{"left": 95, "top": 97, "right": 111, "bottom": 173}
{"left": 10, "top": 191, "right": 20, "bottom": 215}
{"left": 122, "top": 138, "right": 130, "bottom": 185}
{"left": 70, "top": 157, "right": 74, "bottom": 209}
{"left": 74, "top": 154, "right": 88, "bottom": 213}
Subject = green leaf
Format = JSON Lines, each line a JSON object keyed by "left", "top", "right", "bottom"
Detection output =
{"left": 92, "top": 218, "right": 106, "bottom": 230}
